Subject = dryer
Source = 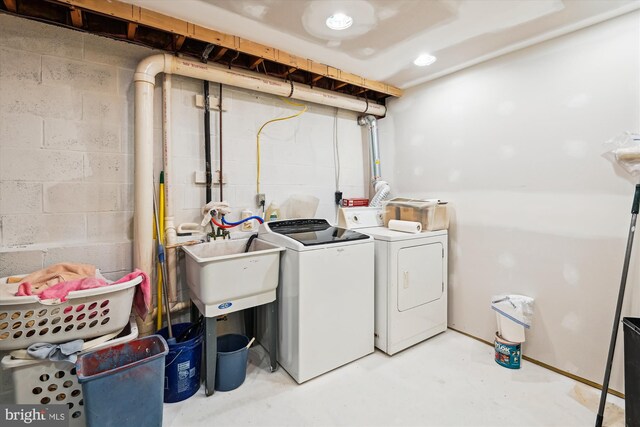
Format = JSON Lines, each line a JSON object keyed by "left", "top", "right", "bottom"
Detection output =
{"left": 339, "top": 207, "right": 448, "bottom": 355}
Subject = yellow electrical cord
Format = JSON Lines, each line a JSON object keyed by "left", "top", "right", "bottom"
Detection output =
{"left": 256, "top": 97, "right": 307, "bottom": 194}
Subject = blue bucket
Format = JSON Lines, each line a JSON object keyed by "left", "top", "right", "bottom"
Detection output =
{"left": 158, "top": 322, "right": 203, "bottom": 403}
{"left": 494, "top": 333, "right": 521, "bottom": 369}
{"left": 215, "top": 334, "right": 250, "bottom": 392}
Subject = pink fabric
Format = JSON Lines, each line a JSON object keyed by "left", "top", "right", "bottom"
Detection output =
{"left": 112, "top": 270, "right": 151, "bottom": 320}
{"left": 16, "top": 270, "right": 151, "bottom": 320}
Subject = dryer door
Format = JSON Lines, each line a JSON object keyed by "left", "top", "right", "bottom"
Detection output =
{"left": 397, "top": 243, "right": 443, "bottom": 312}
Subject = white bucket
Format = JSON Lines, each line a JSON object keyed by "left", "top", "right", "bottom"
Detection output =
{"left": 496, "top": 312, "right": 526, "bottom": 343}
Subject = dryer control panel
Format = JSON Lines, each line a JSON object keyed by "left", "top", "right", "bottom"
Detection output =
{"left": 338, "top": 207, "right": 384, "bottom": 229}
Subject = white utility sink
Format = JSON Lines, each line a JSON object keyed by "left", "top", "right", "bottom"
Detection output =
{"left": 183, "top": 238, "right": 284, "bottom": 317}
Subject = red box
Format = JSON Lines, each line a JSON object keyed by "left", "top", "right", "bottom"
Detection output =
{"left": 342, "top": 198, "right": 369, "bottom": 207}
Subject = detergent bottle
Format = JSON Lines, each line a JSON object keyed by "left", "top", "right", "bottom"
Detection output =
{"left": 265, "top": 202, "right": 280, "bottom": 222}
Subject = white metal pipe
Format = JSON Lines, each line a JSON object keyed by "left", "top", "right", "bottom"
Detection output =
{"left": 358, "top": 114, "right": 390, "bottom": 207}
{"left": 133, "top": 80, "right": 156, "bottom": 278}
{"left": 358, "top": 115, "right": 382, "bottom": 181}
{"left": 166, "top": 55, "right": 386, "bottom": 116}
{"left": 162, "top": 74, "right": 178, "bottom": 302}
{"left": 134, "top": 53, "right": 386, "bottom": 276}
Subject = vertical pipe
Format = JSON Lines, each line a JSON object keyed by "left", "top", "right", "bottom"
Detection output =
{"left": 133, "top": 81, "right": 155, "bottom": 285}
{"left": 162, "top": 74, "right": 178, "bottom": 302}
{"left": 358, "top": 115, "right": 382, "bottom": 181}
{"left": 204, "top": 80, "right": 212, "bottom": 203}
{"left": 218, "top": 83, "right": 223, "bottom": 201}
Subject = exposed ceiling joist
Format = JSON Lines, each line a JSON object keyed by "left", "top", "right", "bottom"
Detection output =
{"left": 211, "top": 47, "right": 228, "bottom": 62}
{"left": 249, "top": 57, "right": 264, "bottom": 70}
{"left": 2, "top": 0, "right": 16, "bottom": 13}
{"left": 69, "top": 7, "right": 82, "bottom": 28}
{"left": 174, "top": 34, "right": 186, "bottom": 51}
{"left": 127, "top": 22, "right": 137, "bottom": 40}
{"left": 0, "top": 0, "right": 401, "bottom": 102}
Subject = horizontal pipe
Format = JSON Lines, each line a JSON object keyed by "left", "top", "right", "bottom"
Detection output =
{"left": 167, "top": 55, "right": 386, "bottom": 116}
{"left": 134, "top": 53, "right": 386, "bottom": 277}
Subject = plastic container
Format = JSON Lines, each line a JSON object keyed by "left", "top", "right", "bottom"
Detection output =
{"left": 75, "top": 335, "right": 168, "bottom": 427}
{"left": 215, "top": 334, "right": 250, "bottom": 392}
{"left": 624, "top": 317, "right": 640, "bottom": 426}
{"left": 491, "top": 295, "right": 534, "bottom": 343}
{"left": 494, "top": 333, "right": 521, "bottom": 369}
{"left": 0, "top": 274, "right": 142, "bottom": 351}
{"left": 265, "top": 202, "right": 281, "bottom": 222}
{"left": 383, "top": 198, "right": 449, "bottom": 231}
{"left": 158, "top": 322, "right": 203, "bottom": 403}
{"left": 1, "top": 317, "right": 138, "bottom": 427}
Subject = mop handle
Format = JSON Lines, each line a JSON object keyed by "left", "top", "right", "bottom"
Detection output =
{"left": 595, "top": 186, "right": 640, "bottom": 426}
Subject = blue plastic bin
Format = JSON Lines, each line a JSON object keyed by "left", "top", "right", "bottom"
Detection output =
{"left": 158, "top": 322, "right": 203, "bottom": 403}
{"left": 75, "top": 335, "right": 168, "bottom": 427}
{"left": 215, "top": 334, "right": 250, "bottom": 392}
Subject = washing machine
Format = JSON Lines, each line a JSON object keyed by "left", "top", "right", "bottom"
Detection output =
{"left": 339, "top": 207, "right": 448, "bottom": 355}
{"left": 258, "top": 218, "right": 374, "bottom": 383}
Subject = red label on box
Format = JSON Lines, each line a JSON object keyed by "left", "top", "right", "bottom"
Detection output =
{"left": 342, "top": 198, "right": 369, "bottom": 207}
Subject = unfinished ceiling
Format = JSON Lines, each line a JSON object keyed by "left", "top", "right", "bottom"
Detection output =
{"left": 124, "top": 0, "right": 640, "bottom": 88}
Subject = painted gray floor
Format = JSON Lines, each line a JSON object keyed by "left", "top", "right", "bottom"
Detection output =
{"left": 163, "top": 330, "right": 625, "bottom": 426}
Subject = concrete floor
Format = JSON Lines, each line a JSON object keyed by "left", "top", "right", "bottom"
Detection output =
{"left": 163, "top": 330, "right": 625, "bottom": 426}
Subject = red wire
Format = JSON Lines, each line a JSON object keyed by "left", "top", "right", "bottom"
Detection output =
{"left": 210, "top": 216, "right": 233, "bottom": 229}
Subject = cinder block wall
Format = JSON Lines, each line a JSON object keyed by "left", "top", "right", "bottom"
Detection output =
{"left": 0, "top": 13, "right": 367, "bottom": 282}
{"left": 0, "top": 15, "right": 155, "bottom": 280}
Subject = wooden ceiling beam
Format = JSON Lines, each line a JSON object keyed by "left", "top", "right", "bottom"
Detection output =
{"left": 212, "top": 47, "right": 228, "bottom": 62}
{"left": 333, "top": 81, "right": 348, "bottom": 90}
{"left": 249, "top": 57, "right": 264, "bottom": 70}
{"left": 3, "top": 0, "right": 17, "bottom": 13}
{"left": 69, "top": 7, "right": 83, "bottom": 28}
{"left": 49, "top": 0, "right": 402, "bottom": 98}
{"left": 127, "top": 22, "right": 138, "bottom": 40}
{"left": 174, "top": 34, "right": 186, "bottom": 51}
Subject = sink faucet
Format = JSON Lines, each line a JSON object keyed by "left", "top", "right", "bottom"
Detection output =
{"left": 209, "top": 226, "right": 230, "bottom": 240}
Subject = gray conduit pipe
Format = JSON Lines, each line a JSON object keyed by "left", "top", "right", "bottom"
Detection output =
{"left": 134, "top": 54, "right": 386, "bottom": 276}
{"left": 358, "top": 114, "right": 390, "bottom": 207}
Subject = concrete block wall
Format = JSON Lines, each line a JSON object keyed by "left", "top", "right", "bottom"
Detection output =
{"left": 0, "top": 13, "right": 369, "bottom": 281}
{"left": 0, "top": 14, "right": 155, "bottom": 280}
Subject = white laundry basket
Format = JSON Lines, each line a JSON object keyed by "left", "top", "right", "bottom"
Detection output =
{"left": 1, "top": 317, "right": 138, "bottom": 427}
{"left": 0, "top": 275, "right": 141, "bottom": 351}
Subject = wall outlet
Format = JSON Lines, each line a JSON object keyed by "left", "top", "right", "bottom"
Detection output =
{"left": 256, "top": 193, "right": 265, "bottom": 207}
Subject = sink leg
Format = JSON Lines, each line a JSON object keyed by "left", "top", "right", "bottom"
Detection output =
{"left": 244, "top": 307, "right": 256, "bottom": 339}
{"left": 268, "top": 300, "right": 278, "bottom": 372}
{"left": 204, "top": 316, "right": 217, "bottom": 396}
{"left": 190, "top": 301, "right": 199, "bottom": 323}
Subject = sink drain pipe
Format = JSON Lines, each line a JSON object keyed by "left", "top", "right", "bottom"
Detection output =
{"left": 134, "top": 54, "right": 386, "bottom": 276}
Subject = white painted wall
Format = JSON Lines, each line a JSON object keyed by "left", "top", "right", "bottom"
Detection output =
{"left": 0, "top": 14, "right": 367, "bottom": 294}
{"left": 384, "top": 11, "right": 640, "bottom": 392}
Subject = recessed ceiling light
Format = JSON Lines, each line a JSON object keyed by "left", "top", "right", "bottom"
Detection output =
{"left": 414, "top": 54, "right": 437, "bottom": 67}
{"left": 326, "top": 13, "right": 353, "bottom": 30}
